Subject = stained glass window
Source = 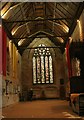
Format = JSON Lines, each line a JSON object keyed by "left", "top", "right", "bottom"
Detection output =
{"left": 33, "top": 44, "right": 53, "bottom": 84}
{"left": 71, "top": 57, "right": 81, "bottom": 76}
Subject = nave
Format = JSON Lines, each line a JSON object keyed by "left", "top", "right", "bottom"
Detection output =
{"left": 2, "top": 100, "right": 84, "bottom": 119}
{"left": 1, "top": 2, "right": 84, "bottom": 119}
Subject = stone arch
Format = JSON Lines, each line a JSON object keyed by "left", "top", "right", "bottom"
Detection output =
{"left": 21, "top": 38, "right": 66, "bottom": 100}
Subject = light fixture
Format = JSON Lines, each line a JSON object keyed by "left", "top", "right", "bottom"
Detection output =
{"left": 57, "top": 37, "right": 64, "bottom": 43}
{"left": 63, "top": 26, "right": 69, "bottom": 33}
{"left": 77, "top": 19, "right": 82, "bottom": 41}
{"left": 77, "top": 19, "right": 80, "bottom": 23}
{"left": 0, "top": 24, "right": 1, "bottom": 27}
{"left": 1, "top": 9, "right": 10, "bottom": 19}
{"left": 18, "top": 39, "right": 25, "bottom": 46}
{"left": 69, "top": 37, "right": 72, "bottom": 43}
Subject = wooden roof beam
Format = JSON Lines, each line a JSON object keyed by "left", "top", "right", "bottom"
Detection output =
{"left": 3, "top": 17, "right": 74, "bottom": 23}
{"left": 2, "top": 21, "right": 18, "bottom": 48}
{"left": 64, "top": 2, "right": 84, "bottom": 48}
{"left": 11, "top": 35, "right": 67, "bottom": 40}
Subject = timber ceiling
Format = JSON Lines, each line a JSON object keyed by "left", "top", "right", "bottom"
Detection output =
{"left": 1, "top": 2, "right": 84, "bottom": 55}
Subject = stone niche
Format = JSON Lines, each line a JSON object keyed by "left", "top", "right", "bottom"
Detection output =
{"left": 21, "top": 38, "right": 67, "bottom": 100}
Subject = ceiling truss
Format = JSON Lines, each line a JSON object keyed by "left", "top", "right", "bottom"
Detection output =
{"left": 1, "top": 2, "right": 84, "bottom": 55}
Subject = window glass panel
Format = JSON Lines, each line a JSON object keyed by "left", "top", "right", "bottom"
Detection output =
{"left": 37, "top": 56, "right": 41, "bottom": 83}
{"left": 33, "top": 57, "right": 36, "bottom": 84}
{"left": 41, "top": 56, "right": 45, "bottom": 83}
{"left": 45, "top": 56, "right": 49, "bottom": 83}
{"left": 71, "top": 58, "right": 80, "bottom": 76}
{"left": 33, "top": 44, "right": 53, "bottom": 84}
{"left": 49, "top": 56, "right": 53, "bottom": 83}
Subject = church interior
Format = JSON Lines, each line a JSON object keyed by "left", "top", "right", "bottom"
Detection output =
{"left": 0, "top": 2, "right": 84, "bottom": 119}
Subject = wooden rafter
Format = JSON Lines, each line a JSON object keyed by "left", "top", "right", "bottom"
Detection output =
{"left": 1, "top": 2, "right": 84, "bottom": 55}
{"left": 64, "top": 2, "right": 84, "bottom": 47}
{"left": 3, "top": 17, "right": 74, "bottom": 23}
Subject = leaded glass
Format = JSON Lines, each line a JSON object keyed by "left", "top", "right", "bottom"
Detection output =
{"left": 49, "top": 56, "right": 53, "bottom": 83}
{"left": 45, "top": 56, "right": 49, "bottom": 83}
{"left": 33, "top": 57, "right": 36, "bottom": 84}
{"left": 41, "top": 56, "right": 45, "bottom": 83}
{"left": 33, "top": 44, "right": 53, "bottom": 84}
{"left": 37, "top": 56, "right": 41, "bottom": 83}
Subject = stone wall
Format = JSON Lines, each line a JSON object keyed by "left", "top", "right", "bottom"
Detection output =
{"left": 2, "top": 94, "right": 19, "bottom": 107}
{"left": 2, "top": 37, "right": 21, "bottom": 107}
{"left": 21, "top": 38, "right": 67, "bottom": 100}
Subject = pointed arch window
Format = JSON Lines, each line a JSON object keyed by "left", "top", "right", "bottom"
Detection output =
{"left": 33, "top": 44, "right": 53, "bottom": 84}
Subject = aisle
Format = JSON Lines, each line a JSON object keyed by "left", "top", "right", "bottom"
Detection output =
{"left": 2, "top": 100, "right": 84, "bottom": 119}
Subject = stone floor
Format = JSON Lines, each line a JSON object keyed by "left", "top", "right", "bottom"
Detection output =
{"left": 2, "top": 100, "right": 84, "bottom": 119}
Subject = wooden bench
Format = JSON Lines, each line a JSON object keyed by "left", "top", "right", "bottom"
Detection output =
{"left": 70, "top": 93, "right": 84, "bottom": 116}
